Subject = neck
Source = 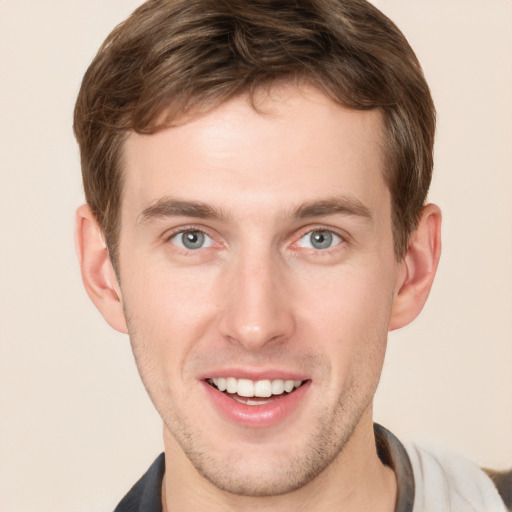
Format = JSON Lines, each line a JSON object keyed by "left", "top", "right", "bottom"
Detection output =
{"left": 161, "top": 412, "right": 397, "bottom": 512}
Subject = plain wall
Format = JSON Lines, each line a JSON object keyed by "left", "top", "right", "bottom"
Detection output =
{"left": 0, "top": 1, "right": 511, "bottom": 511}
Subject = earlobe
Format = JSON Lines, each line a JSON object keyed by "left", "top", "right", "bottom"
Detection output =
{"left": 75, "top": 204, "right": 128, "bottom": 334}
{"left": 389, "top": 203, "right": 442, "bottom": 331}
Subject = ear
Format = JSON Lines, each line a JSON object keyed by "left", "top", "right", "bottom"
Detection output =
{"left": 389, "top": 203, "right": 442, "bottom": 331}
{"left": 75, "top": 204, "right": 128, "bottom": 333}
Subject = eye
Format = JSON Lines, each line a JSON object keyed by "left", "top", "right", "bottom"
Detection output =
{"left": 297, "top": 229, "right": 342, "bottom": 250}
{"left": 169, "top": 230, "right": 214, "bottom": 250}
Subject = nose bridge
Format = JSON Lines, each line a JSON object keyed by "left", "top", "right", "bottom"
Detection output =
{"left": 220, "top": 243, "right": 294, "bottom": 350}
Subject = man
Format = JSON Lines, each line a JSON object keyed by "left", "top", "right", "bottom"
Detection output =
{"left": 73, "top": 0, "right": 511, "bottom": 511}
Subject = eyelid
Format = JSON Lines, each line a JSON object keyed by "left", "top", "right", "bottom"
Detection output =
{"left": 163, "top": 225, "right": 219, "bottom": 250}
{"left": 301, "top": 230, "right": 340, "bottom": 248}
{"left": 164, "top": 223, "right": 210, "bottom": 238}
{"left": 171, "top": 230, "right": 213, "bottom": 250}
{"left": 291, "top": 226, "right": 348, "bottom": 251}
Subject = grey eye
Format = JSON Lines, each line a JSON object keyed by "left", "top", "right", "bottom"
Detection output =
{"left": 170, "top": 230, "right": 213, "bottom": 250}
{"left": 298, "top": 230, "right": 341, "bottom": 250}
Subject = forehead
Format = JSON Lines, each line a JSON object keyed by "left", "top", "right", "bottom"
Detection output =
{"left": 121, "top": 84, "right": 388, "bottom": 219}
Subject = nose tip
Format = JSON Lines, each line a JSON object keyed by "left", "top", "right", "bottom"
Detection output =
{"left": 226, "top": 323, "right": 287, "bottom": 350}
{"left": 218, "top": 256, "right": 295, "bottom": 351}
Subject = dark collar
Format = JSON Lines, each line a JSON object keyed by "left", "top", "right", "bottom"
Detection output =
{"left": 375, "top": 424, "right": 415, "bottom": 512}
{"left": 114, "top": 453, "right": 165, "bottom": 512}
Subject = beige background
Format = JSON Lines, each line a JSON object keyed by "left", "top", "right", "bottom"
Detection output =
{"left": 0, "top": 1, "right": 511, "bottom": 511}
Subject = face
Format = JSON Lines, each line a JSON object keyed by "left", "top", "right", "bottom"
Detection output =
{"left": 116, "top": 85, "right": 404, "bottom": 496}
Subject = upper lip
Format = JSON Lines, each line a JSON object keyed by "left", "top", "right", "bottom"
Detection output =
{"left": 197, "top": 368, "right": 309, "bottom": 382}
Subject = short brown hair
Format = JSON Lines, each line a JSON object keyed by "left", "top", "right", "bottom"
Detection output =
{"left": 74, "top": 0, "right": 435, "bottom": 261}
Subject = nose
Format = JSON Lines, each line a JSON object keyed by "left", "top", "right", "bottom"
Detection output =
{"left": 218, "top": 249, "right": 295, "bottom": 351}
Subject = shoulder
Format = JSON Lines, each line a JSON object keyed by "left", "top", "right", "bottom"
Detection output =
{"left": 405, "top": 442, "right": 510, "bottom": 512}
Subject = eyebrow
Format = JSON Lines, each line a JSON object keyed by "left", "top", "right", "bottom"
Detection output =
{"left": 138, "top": 198, "right": 228, "bottom": 224}
{"left": 138, "top": 195, "right": 372, "bottom": 225}
{"left": 292, "top": 197, "right": 372, "bottom": 220}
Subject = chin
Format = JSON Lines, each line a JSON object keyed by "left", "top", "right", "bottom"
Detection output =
{"left": 194, "top": 452, "right": 328, "bottom": 497}
{"left": 173, "top": 410, "right": 360, "bottom": 498}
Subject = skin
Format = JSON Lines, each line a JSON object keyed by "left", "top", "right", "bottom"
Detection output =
{"left": 76, "top": 84, "right": 441, "bottom": 512}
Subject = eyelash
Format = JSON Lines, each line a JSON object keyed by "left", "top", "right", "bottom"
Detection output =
{"left": 164, "top": 226, "right": 217, "bottom": 252}
{"left": 291, "top": 227, "right": 347, "bottom": 254}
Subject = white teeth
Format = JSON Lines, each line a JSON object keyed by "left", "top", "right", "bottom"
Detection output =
{"left": 226, "top": 377, "right": 237, "bottom": 394}
{"left": 217, "top": 377, "right": 227, "bottom": 392}
{"left": 237, "top": 379, "right": 255, "bottom": 397}
{"left": 254, "top": 380, "right": 272, "bottom": 398}
{"left": 284, "top": 380, "right": 295, "bottom": 393}
{"left": 271, "top": 379, "right": 285, "bottom": 395}
{"left": 210, "top": 377, "right": 304, "bottom": 398}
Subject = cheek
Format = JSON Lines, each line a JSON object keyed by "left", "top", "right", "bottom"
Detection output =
{"left": 119, "top": 258, "right": 223, "bottom": 366}
{"left": 299, "top": 263, "right": 395, "bottom": 333}
{"left": 295, "top": 264, "right": 395, "bottom": 379}
{"left": 122, "top": 255, "right": 217, "bottom": 320}
{"left": 120, "top": 269, "right": 214, "bottom": 404}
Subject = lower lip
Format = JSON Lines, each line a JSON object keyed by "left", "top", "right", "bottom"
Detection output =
{"left": 202, "top": 380, "right": 311, "bottom": 428}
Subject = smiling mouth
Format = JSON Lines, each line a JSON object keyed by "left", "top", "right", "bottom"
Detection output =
{"left": 207, "top": 377, "right": 306, "bottom": 405}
